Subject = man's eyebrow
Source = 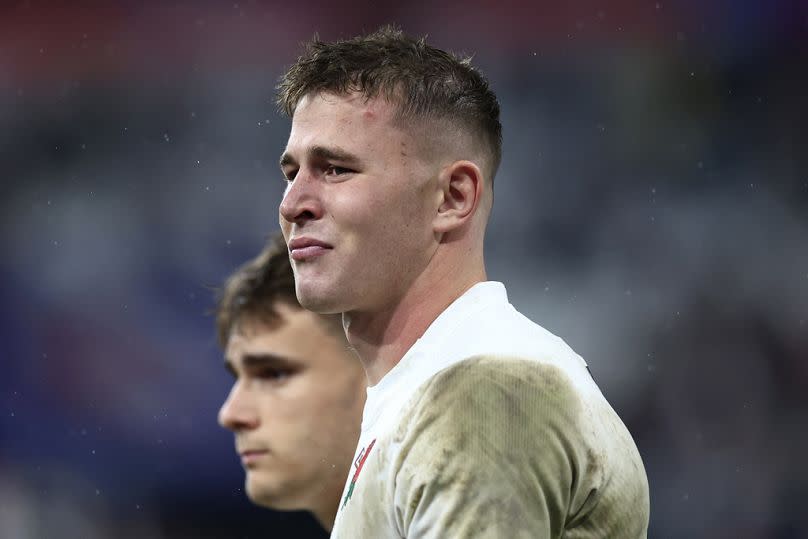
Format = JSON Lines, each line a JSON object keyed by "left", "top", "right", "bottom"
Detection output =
{"left": 241, "top": 353, "right": 300, "bottom": 369}
{"left": 224, "top": 353, "right": 299, "bottom": 376}
{"left": 279, "top": 145, "right": 361, "bottom": 169}
{"left": 310, "top": 145, "right": 361, "bottom": 164}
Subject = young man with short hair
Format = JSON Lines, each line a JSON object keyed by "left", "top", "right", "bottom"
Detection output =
{"left": 278, "top": 27, "right": 650, "bottom": 538}
{"left": 216, "top": 232, "right": 366, "bottom": 531}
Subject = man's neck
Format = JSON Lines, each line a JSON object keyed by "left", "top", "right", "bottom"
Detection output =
{"left": 344, "top": 264, "right": 486, "bottom": 386}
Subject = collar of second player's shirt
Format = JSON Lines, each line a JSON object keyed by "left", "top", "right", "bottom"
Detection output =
{"left": 361, "top": 281, "right": 509, "bottom": 434}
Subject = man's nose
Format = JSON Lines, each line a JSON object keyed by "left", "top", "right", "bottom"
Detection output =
{"left": 218, "top": 384, "right": 259, "bottom": 432}
{"left": 279, "top": 171, "right": 323, "bottom": 226}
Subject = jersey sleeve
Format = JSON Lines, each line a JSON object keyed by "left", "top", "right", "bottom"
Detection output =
{"left": 390, "top": 355, "right": 604, "bottom": 539}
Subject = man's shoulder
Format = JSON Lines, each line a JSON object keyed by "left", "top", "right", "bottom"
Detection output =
{"left": 393, "top": 356, "right": 588, "bottom": 443}
{"left": 384, "top": 355, "right": 649, "bottom": 537}
{"left": 405, "top": 355, "right": 591, "bottom": 426}
{"left": 396, "top": 355, "right": 641, "bottom": 471}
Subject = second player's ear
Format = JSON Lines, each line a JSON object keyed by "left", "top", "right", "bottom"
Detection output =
{"left": 433, "top": 160, "right": 483, "bottom": 234}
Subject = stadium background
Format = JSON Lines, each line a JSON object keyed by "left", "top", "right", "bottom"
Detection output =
{"left": 1, "top": 1, "right": 806, "bottom": 537}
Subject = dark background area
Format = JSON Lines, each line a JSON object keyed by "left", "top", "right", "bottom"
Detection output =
{"left": 1, "top": 1, "right": 806, "bottom": 537}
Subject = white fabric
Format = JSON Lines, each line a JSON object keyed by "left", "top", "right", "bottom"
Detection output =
{"left": 330, "top": 281, "right": 648, "bottom": 537}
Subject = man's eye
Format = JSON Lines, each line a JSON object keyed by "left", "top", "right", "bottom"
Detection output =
{"left": 325, "top": 165, "right": 351, "bottom": 176}
{"left": 256, "top": 368, "right": 292, "bottom": 381}
{"left": 282, "top": 169, "right": 297, "bottom": 182}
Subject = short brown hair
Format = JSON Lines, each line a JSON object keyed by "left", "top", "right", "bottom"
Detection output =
{"left": 214, "top": 232, "right": 341, "bottom": 348}
{"left": 277, "top": 25, "right": 502, "bottom": 180}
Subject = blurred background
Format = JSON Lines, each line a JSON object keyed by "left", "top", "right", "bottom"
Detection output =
{"left": 1, "top": 0, "right": 806, "bottom": 537}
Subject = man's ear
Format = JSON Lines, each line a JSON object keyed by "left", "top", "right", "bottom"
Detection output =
{"left": 433, "top": 160, "right": 484, "bottom": 234}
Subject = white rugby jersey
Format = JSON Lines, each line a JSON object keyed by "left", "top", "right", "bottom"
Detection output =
{"left": 331, "top": 281, "right": 649, "bottom": 538}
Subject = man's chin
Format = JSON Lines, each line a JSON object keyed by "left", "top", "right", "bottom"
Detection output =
{"left": 245, "top": 475, "right": 297, "bottom": 510}
{"left": 296, "top": 287, "right": 343, "bottom": 315}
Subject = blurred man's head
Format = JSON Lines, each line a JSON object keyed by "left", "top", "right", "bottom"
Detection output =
{"left": 216, "top": 232, "right": 366, "bottom": 530}
{"left": 277, "top": 26, "right": 501, "bottom": 316}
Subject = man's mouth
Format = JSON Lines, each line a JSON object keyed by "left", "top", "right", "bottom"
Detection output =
{"left": 239, "top": 449, "right": 269, "bottom": 466}
{"left": 288, "top": 236, "right": 333, "bottom": 261}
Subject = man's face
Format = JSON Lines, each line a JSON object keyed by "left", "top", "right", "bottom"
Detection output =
{"left": 279, "top": 92, "right": 440, "bottom": 314}
{"left": 218, "top": 303, "right": 366, "bottom": 513}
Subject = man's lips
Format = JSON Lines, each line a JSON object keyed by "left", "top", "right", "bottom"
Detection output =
{"left": 239, "top": 449, "right": 268, "bottom": 466}
{"left": 288, "top": 237, "right": 333, "bottom": 261}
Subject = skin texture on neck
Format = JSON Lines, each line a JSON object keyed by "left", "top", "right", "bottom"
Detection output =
{"left": 343, "top": 234, "right": 488, "bottom": 386}
{"left": 342, "top": 283, "right": 485, "bottom": 386}
{"left": 315, "top": 498, "right": 337, "bottom": 532}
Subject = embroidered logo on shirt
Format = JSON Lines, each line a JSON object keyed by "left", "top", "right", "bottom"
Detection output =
{"left": 341, "top": 438, "right": 376, "bottom": 509}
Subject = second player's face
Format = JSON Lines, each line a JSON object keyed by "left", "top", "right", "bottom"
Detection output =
{"left": 218, "top": 303, "right": 366, "bottom": 515}
{"left": 279, "top": 91, "right": 439, "bottom": 315}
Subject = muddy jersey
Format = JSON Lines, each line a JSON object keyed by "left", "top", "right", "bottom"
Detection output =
{"left": 331, "top": 282, "right": 649, "bottom": 538}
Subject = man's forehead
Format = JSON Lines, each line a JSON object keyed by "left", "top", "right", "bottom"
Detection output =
{"left": 232, "top": 312, "right": 283, "bottom": 337}
{"left": 287, "top": 91, "right": 424, "bottom": 162}
{"left": 293, "top": 90, "right": 398, "bottom": 123}
{"left": 225, "top": 324, "right": 268, "bottom": 360}
{"left": 224, "top": 312, "right": 283, "bottom": 351}
{"left": 226, "top": 306, "right": 328, "bottom": 348}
